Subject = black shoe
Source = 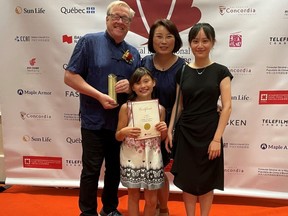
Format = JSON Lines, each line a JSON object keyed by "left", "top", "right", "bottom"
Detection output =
{"left": 99, "top": 209, "right": 122, "bottom": 216}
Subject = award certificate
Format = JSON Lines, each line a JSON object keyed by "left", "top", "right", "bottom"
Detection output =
{"left": 131, "top": 99, "right": 161, "bottom": 140}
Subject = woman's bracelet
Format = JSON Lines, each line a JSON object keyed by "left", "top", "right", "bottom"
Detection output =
{"left": 213, "top": 139, "right": 221, "bottom": 143}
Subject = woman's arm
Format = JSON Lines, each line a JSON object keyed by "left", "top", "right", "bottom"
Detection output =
{"left": 155, "top": 105, "right": 168, "bottom": 141}
{"left": 208, "top": 76, "right": 232, "bottom": 160}
{"left": 165, "top": 84, "right": 183, "bottom": 152}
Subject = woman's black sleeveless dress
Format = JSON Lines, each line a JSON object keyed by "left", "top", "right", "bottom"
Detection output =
{"left": 171, "top": 63, "right": 233, "bottom": 196}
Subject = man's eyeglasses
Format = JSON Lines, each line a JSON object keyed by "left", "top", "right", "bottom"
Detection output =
{"left": 108, "top": 13, "right": 131, "bottom": 24}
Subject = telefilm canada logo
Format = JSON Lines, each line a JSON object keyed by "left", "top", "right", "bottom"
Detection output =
{"left": 65, "top": 159, "right": 82, "bottom": 167}
{"left": 269, "top": 36, "right": 288, "bottom": 45}
{"left": 259, "top": 90, "right": 288, "bottom": 104}
{"left": 262, "top": 118, "right": 288, "bottom": 127}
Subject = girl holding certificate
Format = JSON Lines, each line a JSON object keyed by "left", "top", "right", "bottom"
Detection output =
{"left": 115, "top": 67, "right": 168, "bottom": 216}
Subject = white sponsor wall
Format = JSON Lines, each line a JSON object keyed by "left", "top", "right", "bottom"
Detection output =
{"left": 0, "top": 0, "right": 287, "bottom": 199}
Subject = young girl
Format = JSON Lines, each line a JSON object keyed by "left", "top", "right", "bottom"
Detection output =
{"left": 115, "top": 67, "right": 167, "bottom": 216}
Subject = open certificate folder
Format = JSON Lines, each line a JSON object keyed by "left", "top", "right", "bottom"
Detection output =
{"left": 131, "top": 99, "right": 161, "bottom": 140}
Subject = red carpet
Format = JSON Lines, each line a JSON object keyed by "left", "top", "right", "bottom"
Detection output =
{"left": 0, "top": 185, "right": 287, "bottom": 216}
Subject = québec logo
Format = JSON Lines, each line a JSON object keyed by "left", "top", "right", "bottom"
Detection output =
{"left": 60, "top": 6, "right": 95, "bottom": 15}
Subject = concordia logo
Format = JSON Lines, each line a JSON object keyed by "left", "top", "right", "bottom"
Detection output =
{"left": 218, "top": 5, "right": 256, "bottom": 16}
{"left": 20, "top": 111, "right": 52, "bottom": 120}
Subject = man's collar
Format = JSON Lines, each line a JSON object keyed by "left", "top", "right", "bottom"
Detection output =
{"left": 105, "top": 31, "right": 124, "bottom": 46}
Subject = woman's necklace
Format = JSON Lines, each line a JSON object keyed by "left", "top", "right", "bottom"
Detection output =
{"left": 196, "top": 67, "right": 206, "bottom": 75}
{"left": 192, "top": 61, "right": 213, "bottom": 75}
{"left": 154, "top": 55, "right": 176, "bottom": 71}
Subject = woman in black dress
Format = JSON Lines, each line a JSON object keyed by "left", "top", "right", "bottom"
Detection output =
{"left": 166, "top": 23, "right": 233, "bottom": 216}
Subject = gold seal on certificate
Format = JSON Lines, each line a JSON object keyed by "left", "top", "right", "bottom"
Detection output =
{"left": 108, "top": 74, "right": 117, "bottom": 104}
{"left": 131, "top": 99, "right": 160, "bottom": 140}
{"left": 144, "top": 123, "right": 151, "bottom": 130}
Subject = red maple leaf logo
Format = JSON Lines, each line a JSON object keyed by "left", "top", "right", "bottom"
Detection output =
{"left": 62, "top": 34, "right": 73, "bottom": 44}
{"left": 124, "top": 0, "right": 201, "bottom": 38}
